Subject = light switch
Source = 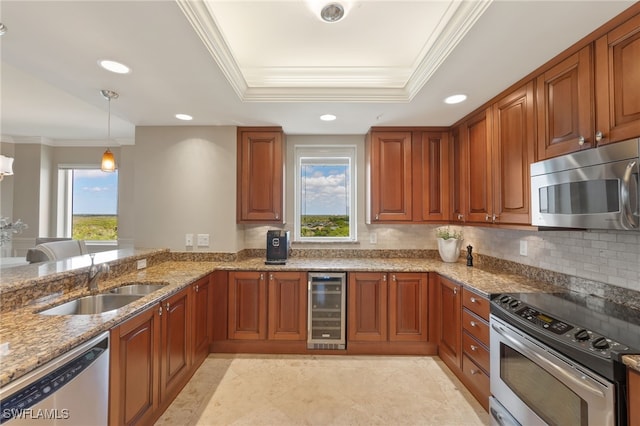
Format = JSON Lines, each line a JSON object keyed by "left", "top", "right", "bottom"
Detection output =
{"left": 197, "top": 234, "right": 210, "bottom": 247}
{"left": 185, "top": 233, "right": 194, "bottom": 246}
{"left": 519, "top": 240, "right": 528, "bottom": 256}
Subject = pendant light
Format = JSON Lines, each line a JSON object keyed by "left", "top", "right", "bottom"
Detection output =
{"left": 100, "top": 89, "right": 119, "bottom": 172}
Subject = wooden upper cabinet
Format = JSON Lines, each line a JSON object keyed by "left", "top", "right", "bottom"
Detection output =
{"left": 595, "top": 12, "right": 640, "bottom": 144}
{"left": 450, "top": 126, "right": 466, "bottom": 224}
{"left": 237, "top": 128, "right": 284, "bottom": 223}
{"left": 492, "top": 81, "right": 535, "bottom": 225}
{"left": 418, "top": 132, "right": 450, "bottom": 222}
{"left": 536, "top": 46, "right": 594, "bottom": 159}
{"left": 267, "top": 271, "right": 307, "bottom": 341}
{"left": 367, "top": 131, "right": 413, "bottom": 222}
{"left": 461, "top": 108, "right": 493, "bottom": 224}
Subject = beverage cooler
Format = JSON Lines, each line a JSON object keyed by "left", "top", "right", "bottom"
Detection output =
{"left": 307, "top": 272, "right": 346, "bottom": 350}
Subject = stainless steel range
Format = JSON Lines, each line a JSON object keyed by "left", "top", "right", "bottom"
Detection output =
{"left": 490, "top": 292, "right": 640, "bottom": 426}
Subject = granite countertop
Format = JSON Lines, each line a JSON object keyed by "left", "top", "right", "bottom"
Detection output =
{"left": 0, "top": 256, "right": 638, "bottom": 387}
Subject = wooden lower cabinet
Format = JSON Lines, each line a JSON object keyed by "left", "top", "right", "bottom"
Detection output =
{"left": 110, "top": 305, "right": 161, "bottom": 426}
{"left": 348, "top": 272, "right": 435, "bottom": 354}
{"left": 436, "top": 274, "right": 490, "bottom": 411}
{"left": 192, "top": 275, "right": 213, "bottom": 366}
{"left": 267, "top": 272, "right": 307, "bottom": 341}
{"left": 630, "top": 368, "right": 640, "bottom": 426}
{"left": 110, "top": 276, "right": 214, "bottom": 425}
{"left": 159, "top": 289, "right": 191, "bottom": 404}
{"left": 228, "top": 271, "right": 267, "bottom": 340}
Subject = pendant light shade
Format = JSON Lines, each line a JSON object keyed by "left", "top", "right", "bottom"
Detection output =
{"left": 100, "top": 89, "right": 119, "bottom": 172}
{"left": 101, "top": 149, "right": 116, "bottom": 172}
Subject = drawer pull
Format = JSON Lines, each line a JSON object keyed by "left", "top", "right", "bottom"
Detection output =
{"left": 470, "top": 296, "right": 477, "bottom": 303}
{"left": 470, "top": 369, "right": 480, "bottom": 375}
{"left": 470, "top": 320, "right": 477, "bottom": 327}
{"left": 470, "top": 345, "right": 478, "bottom": 351}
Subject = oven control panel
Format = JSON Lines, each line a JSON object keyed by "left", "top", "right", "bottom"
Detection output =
{"left": 492, "top": 294, "right": 630, "bottom": 359}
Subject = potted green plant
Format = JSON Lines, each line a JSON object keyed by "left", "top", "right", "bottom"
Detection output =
{"left": 435, "top": 226, "right": 463, "bottom": 263}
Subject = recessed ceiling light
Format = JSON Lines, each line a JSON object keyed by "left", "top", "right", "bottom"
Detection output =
{"left": 320, "top": 3, "right": 345, "bottom": 22}
{"left": 320, "top": 114, "right": 337, "bottom": 121}
{"left": 175, "top": 114, "right": 193, "bottom": 121}
{"left": 444, "top": 94, "right": 467, "bottom": 104}
{"left": 98, "top": 59, "right": 131, "bottom": 74}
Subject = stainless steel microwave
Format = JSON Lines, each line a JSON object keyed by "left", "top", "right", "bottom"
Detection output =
{"left": 530, "top": 138, "right": 639, "bottom": 231}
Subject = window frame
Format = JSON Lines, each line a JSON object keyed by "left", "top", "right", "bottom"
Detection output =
{"left": 293, "top": 145, "right": 357, "bottom": 243}
{"left": 57, "top": 164, "right": 119, "bottom": 245}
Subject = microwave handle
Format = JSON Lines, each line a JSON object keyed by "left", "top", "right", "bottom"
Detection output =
{"left": 621, "top": 160, "right": 638, "bottom": 229}
{"left": 491, "top": 322, "right": 607, "bottom": 399}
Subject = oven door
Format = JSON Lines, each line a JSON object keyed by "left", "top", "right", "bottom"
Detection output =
{"left": 490, "top": 316, "right": 615, "bottom": 426}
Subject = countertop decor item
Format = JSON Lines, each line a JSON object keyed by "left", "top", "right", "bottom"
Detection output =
{"left": 466, "top": 245, "right": 473, "bottom": 267}
{"left": 435, "top": 226, "right": 463, "bottom": 263}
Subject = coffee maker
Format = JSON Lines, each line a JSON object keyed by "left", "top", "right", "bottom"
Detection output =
{"left": 265, "top": 230, "right": 290, "bottom": 265}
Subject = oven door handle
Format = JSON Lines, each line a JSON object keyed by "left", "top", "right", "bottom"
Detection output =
{"left": 621, "top": 160, "right": 638, "bottom": 229}
{"left": 491, "top": 323, "right": 607, "bottom": 398}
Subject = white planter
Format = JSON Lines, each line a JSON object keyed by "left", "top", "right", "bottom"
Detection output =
{"left": 437, "top": 238, "right": 463, "bottom": 263}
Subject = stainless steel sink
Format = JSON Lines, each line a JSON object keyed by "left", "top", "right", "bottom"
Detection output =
{"left": 108, "top": 283, "right": 167, "bottom": 295}
{"left": 39, "top": 294, "right": 142, "bottom": 315}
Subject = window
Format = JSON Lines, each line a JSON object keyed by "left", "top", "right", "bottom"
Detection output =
{"left": 294, "top": 145, "right": 356, "bottom": 242}
{"left": 57, "top": 167, "right": 118, "bottom": 242}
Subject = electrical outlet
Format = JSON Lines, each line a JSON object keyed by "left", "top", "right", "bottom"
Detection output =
{"left": 369, "top": 233, "right": 377, "bottom": 244}
{"left": 185, "top": 233, "right": 194, "bottom": 246}
{"left": 197, "top": 233, "right": 210, "bottom": 247}
{"left": 137, "top": 258, "right": 147, "bottom": 269}
{"left": 519, "top": 240, "right": 528, "bottom": 256}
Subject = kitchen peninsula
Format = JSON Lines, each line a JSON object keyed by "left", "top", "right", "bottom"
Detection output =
{"left": 1, "top": 248, "right": 639, "bottom": 424}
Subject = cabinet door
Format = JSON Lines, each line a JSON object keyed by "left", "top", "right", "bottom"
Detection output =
{"left": 462, "top": 108, "right": 493, "bottom": 224}
{"left": 109, "top": 306, "right": 160, "bottom": 426}
{"left": 228, "top": 271, "right": 267, "bottom": 340}
{"left": 192, "top": 275, "right": 213, "bottom": 365}
{"left": 348, "top": 272, "right": 388, "bottom": 341}
{"left": 492, "top": 81, "right": 535, "bottom": 225}
{"left": 450, "top": 126, "right": 467, "bottom": 223}
{"left": 536, "top": 46, "right": 594, "bottom": 159}
{"left": 368, "top": 131, "right": 413, "bottom": 222}
{"left": 237, "top": 128, "right": 284, "bottom": 223}
{"left": 388, "top": 272, "right": 429, "bottom": 342}
{"left": 267, "top": 271, "right": 307, "bottom": 340}
{"left": 629, "top": 369, "right": 640, "bottom": 426}
{"left": 437, "top": 276, "right": 462, "bottom": 370}
{"left": 595, "top": 13, "right": 640, "bottom": 144}
{"left": 419, "top": 132, "right": 450, "bottom": 222}
{"left": 159, "top": 288, "right": 191, "bottom": 404}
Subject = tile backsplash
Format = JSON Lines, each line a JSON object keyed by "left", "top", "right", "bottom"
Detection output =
{"left": 245, "top": 224, "right": 640, "bottom": 292}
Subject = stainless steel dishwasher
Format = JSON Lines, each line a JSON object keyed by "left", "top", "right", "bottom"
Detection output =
{"left": 0, "top": 332, "right": 109, "bottom": 425}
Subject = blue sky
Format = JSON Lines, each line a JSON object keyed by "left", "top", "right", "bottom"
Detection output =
{"left": 72, "top": 170, "right": 118, "bottom": 215}
{"left": 301, "top": 164, "right": 349, "bottom": 215}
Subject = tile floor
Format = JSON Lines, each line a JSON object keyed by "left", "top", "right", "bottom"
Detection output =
{"left": 156, "top": 354, "right": 490, "bottom": 426}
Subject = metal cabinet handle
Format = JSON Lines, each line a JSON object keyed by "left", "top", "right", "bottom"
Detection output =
{"left": 470, "top": 369, "right": 480, "bottom": 375}
{"left": 382, "top": 274, "right": 387, "bottom": 281}
{"left": 260, "top": 273, "right": 264, "bottom": 281}
{"left": 269, "top": 273, "right": 274, "bottom": 281}
{"left": 470, "top": 345, "right": 478, "bottom": 351}
{"left": 470, "top": 321, "right": 477, "bottom": 327}
{"left": 158, "top": 306, "right": 163, "bottom": 316}
{"left": 195, "top": 284, "right": 199, "bottom": 293}
{"left": 375, "top": 214, "right": 379, "bottom": 220}
{"left": 392, "top": 274, "right": 396, "bottom": 281}
{"left": 595, "top": 131, "right": 604, "bottom": 142}
{"left": 275, "top": 212, "right": 279, "bottom": 220}
{"left": 492, "top": 214, "right": 498, "bottom": 223}
{"left": 578, "top": 136, "right": 585, "bottom": 146}
{"left": 453, "top": 287, "right": 458, "bottom": 295}
{"left": 457, "top": 214, "right": 464, "bottom": 221}
{"left": 165, "top": 302, "right": 170, "bottom": 311}
{"left": 470, "top": 297, "right": 477, "bottom": 303}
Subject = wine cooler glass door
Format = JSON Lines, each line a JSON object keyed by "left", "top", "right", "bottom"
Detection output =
{"left": 308, "top": 273, "right": 346, "bottom": 349}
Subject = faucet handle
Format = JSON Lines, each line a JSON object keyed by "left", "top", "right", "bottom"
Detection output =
{"left": 89, "top": 253, "right": 96, "bottom": 265}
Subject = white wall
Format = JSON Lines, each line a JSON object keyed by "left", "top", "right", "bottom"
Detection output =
{"left": 132, "top": 126, "right": 241, "bottom": 252}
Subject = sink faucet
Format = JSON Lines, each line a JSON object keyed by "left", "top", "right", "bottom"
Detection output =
{"left": 88, "top": 253, "right": 110, "bottom": 292}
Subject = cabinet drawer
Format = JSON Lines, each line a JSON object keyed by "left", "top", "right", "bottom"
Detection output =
{"left": 462, "top": 331, "right": 489, "bottom": 374}
{"left": 462, "top": 354, "right": 490, "bottom": 402}
{"left": 462, "top": 289, "right": 489, "bottom": 320}
{"left": 462, "top": 309, "right": 489, "bottom": 347}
